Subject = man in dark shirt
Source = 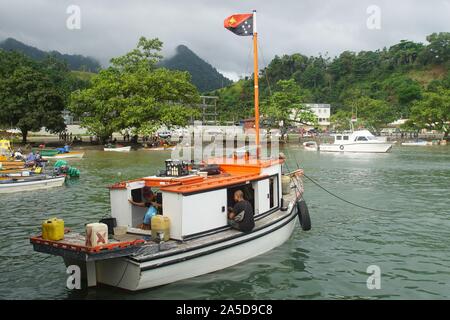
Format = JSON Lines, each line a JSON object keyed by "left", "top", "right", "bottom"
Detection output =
{"left": 228, "top": 190, "right": 255, "bottom": 232}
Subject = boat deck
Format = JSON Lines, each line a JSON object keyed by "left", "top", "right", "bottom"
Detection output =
{"left": 30, "top": 192, "right": 297, "bottom": 263}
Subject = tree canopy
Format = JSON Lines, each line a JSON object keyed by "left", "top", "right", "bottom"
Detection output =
{"left": 0, "top": 50, "right": 69, "bottom": 142}
{"left": 69, "top": 37, "right": 200, "bottom": 143}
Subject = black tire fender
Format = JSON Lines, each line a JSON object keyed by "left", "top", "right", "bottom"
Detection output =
{"left": 296, "top": 199, "right": 311, "bottom": 231}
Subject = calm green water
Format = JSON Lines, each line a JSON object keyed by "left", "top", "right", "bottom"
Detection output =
{"left": 1, "top": 145, "right": 450, "bottom": 299}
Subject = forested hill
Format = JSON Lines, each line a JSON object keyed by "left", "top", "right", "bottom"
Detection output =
{"left": 211, "top": 32, "right": 450, "bottom": 123}
{"left": 159, "top": 45, "right": 232, "bottom": 93}
{"left": 0, "top": 38, "right": 101, "bottom": 72}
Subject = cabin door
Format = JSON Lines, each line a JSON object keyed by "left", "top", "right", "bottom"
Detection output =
{"left": 256, "top": 179, "right": 271, "bottom": 215}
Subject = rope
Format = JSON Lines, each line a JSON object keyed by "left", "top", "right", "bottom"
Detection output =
{"left": 258, "top": 40, "right": 273, "bottom": 97}
{"left": 115, "top": 259, "right": 129, "bottom": 287}
{"left": 283, "top": 147, "right": 399, "bottom": 213}
{"left": 302, "top": 173, "right": 399, "bottom": 213}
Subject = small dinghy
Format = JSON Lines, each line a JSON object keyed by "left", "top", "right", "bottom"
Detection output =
{"left": 104, "top": 146, "right": 131, "bottom": 152}
{"left": 302, "top": 141, "right": 318, "bottom": 151}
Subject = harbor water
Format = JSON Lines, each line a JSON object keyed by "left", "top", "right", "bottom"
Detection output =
{"left": 1, "top": 145, "right": 450, "bottom": 299}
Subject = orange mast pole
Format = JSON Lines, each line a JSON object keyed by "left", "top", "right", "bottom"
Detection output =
{"left": 253, "top": 10, "right": 260, "bottom": 159}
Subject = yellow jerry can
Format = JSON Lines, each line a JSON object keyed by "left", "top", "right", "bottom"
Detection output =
{"left": 42, "top": 218, "right": 64, "bottom": 241}
{"left": 151, "top": 215, "right": 170, "bottom": 241}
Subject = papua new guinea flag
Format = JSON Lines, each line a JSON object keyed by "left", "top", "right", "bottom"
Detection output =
{"left": 224, "top": 13, "right": 253, "bottom": 36}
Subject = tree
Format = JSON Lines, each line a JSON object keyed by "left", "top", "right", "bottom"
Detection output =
{"left": 261, "top": 79, "right": 316, "bottom": 139}
{"left": 407, "top": 88, "right": 450, "bottom": 137}
{"left": 0, "top": 50, "right": 66, "bottom": 142}
{"left": 69, "top": 37, "right": 200, "bottom": 143}
{"left": 348, "top": 96, "right": 396, "bottom": 132}
{"left": 419, "top": 33, "right": 450, "bottom": 65}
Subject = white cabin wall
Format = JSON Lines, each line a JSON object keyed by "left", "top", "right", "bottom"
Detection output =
{"left": 162, "top": 192, "right": 183, "bottom": 240}
{"left": 181, "top": 189, "right": 228, "bottom": 237}
{"left": 110, "top": 189, "right": 132, "bottom": 227}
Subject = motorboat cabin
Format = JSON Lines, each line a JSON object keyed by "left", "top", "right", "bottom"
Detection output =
{"left": 319, "top": 130, "right": 392, "bottom": 153}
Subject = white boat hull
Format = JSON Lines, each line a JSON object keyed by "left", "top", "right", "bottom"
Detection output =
{"left": 42, "top": 152, "right": 85, "bottom": 160}
{"left": 0, "top": 176, "right": 66, "bottom": 194}
{"left": 320, "top": 142, "right": 392, "bottom": 153}
{"left": 93, "top": 206, "right": 298, "bottom": 291}
{"left": 104, "top": 146, "right": 131, "bottom": 152}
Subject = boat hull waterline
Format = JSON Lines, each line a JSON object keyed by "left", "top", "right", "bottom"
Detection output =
{"left": 65, "top": 201, "right": 298, "bottom": 291}
{"left": 104, "top": 146, "right": 132, "bottom": 152}
{"left": 0, "top": 176, "right": 66, "bottom": 193}
{"left": 320, "top": 143, "right": 392, "bottom": 153}
{"left": 42, "top": 152, "right": 85, "bottom": 160}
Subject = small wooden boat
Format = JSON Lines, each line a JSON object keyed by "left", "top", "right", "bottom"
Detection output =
{"left": 0, "top": 175, "right": 66, "bottom": 193}
{"left": 104, "top": 146, "right": 131, "bottom": 152}
{"left": 303, "top": 141, "right": 318, "bottom": 151}
{"left": 42, "top": 151, "right": 85, "bottom": 160}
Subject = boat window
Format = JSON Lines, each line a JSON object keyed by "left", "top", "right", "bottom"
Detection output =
{"left": 131, "top": 188, "right": 143, "bottom": 202}
{"left": 336, "top": 136, "right": 342, "bottom": 140}
{"left": 343, "top": 136, "right": 349, "bottom": 141}
{"left": 356, "top": 136, "right": 368, "bottom": 141}
{"left": 269, "top": 176, "right": 278, "bottom": 209}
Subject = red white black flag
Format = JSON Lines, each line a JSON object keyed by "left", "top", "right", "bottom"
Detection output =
{"left": 224, "top": 13, "right": 253, "bottom": 36}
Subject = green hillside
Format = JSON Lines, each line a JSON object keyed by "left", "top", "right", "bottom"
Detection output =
{"left": 0, "top": 38, "right": 101, "bottom": 72}
{"left": 160, "top": 45, "right": 232, "bottom": 93}
{"left": 211, "top": 32, "right": 450, "bottom": 124}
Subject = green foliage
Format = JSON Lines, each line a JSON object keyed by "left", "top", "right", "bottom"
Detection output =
{"left": 351, "top": 97, "right": 397, "bottom": 131}
{"left": 261, "top": 79, "right": 316, "bottom": 136}
{"left": 69, "top": 37, "right": 200, "bottom": 143}
{"left": 406, "top": 88, "right": 450, "bottom": 137}
{"left": 0, "top": 50, "right": 67, "bottom": 142}
{"left": 216, "top": 33, "right": 448, "bottom": 133}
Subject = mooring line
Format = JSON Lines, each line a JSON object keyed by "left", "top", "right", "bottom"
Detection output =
{"left": 283, "top": 148, "right": 399, "bottom": 213}
{"left": 302, "top": 173, "right": 399, "bottom": 213}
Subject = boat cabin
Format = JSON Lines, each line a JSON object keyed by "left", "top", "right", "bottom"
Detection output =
{"left": 109, "top": 156, "right": 283, "bottom": 241}
{"left": 333, "top": 130, "right": 377, "bottom": 144}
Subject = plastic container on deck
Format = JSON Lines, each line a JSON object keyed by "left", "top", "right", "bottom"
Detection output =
{"left": 42, "top": 218, "right": 64, "bottom": 241}
{"left": 151, "top": 215, "right": 170, "bottom": 241}
{"left": 85, "top": 223, "right": 108, "bottom": 247}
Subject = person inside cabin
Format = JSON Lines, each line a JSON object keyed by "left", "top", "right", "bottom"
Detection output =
{"left": 227, "top": 190, "right": 255, "bottom": 233}
{"left": 128, "top": 187, "right": 161, "bottom": 230}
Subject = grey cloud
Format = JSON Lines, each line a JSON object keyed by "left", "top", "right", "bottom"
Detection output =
{"left": 0, "top": 0, "right": 448, "bottom": 80}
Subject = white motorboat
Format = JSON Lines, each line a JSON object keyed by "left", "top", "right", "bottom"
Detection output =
{"left": 320, "top": 130, "right": 392, "bottom": 153}
{"left": 104, "top": 146, "right": 132, "bottom": 152}
{"left": 302, "top": 141, "right": 318, "bottom": 151}
{"left": 401, "top": 140, "right": 429, "bottom": 146}
{"left": 0, "top": 175, "right": 66, "bottom": 194}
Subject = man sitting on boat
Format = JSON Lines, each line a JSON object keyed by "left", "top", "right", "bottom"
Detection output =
{"left": 128, "top": 187, "right": 160, "bottom": 230}
{"left": 227, "top": 190, "right": 255, "bottom": 232}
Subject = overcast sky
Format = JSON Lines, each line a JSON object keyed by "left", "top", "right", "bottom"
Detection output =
{"left": 0, "top": 0, "right": 449, "bottom": 80}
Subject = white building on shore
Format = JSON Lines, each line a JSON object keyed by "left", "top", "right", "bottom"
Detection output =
{"left": 291, "top": 103, "right": 331, "bottom": 128}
